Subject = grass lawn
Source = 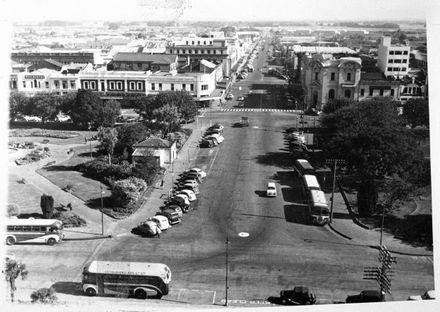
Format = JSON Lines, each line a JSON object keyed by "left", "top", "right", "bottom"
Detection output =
{"left": 8, "top": 173, "right": 46, "bottom": 214}
{"left": 9, "top": 129, "right": 98, "bottom": 146}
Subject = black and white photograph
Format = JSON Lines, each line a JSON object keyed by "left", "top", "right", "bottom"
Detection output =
{"left": 1, "top": 0, "right": 439, "bottom": 311}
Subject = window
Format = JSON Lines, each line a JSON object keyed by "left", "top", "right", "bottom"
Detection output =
{"left": 137, "top": 82, "right": 143, "bottom": 90}
{"left": 197, "top": 41, "right": 200, "bottom": 45}
{"left": 391, "top": 89, "right": 395, "bottom": 96}
{"left": 117, "top": 82, "right": 122, "bottom": 90}
{"left": 171, "top": 83, "right": 174, "bottom": 91}
{"left": 369, "top": 89, "right": 373, "bottom": 96}
{"left": 389, "top": 50, "right": 395, "bottom": 55}
{"left": 395, "top": 51, "right": 402, "bottom": 55}
{"left": 394, "top": 59, "right": 401, "bottom": 63}
{"left": 71, "top": 81, "right": 76, "bottom": 89}
{"left": 344, "top": 89, "right": 351, "bottom": 98}
{"left": 192, "top": 41, "right": 194, "bottom": 45}
{"left": 328, "top": 89, "right": 335, "bottom": 100}
{"left": 62, "top": 80, "right": 68, "bottom": 89}
{"left": 138, "top": 63, "right": 142, "bottom": 68}
{"left": 100, "top": 81, "right": 105, "bottom": 91}
{"left": 130, "top": 82, "right": 135, "bottom": 90}
{"left": 84, "top": 81, "right": 89, "bottom": 89}
{"left": 204, "top": 41, "right": 206, "bottom": 45}
{"left": 330, "top": 72, "right": 335, "bottom": 81}
{"left": 54, "top": 80, "right": 60, "bottom": 89}
{"left": 151, "top": 83, "right": 155, "bottom": 91}
{"left": 388, "top": 59, "right": 393, "bottom": 63}
{"left": 34, "top": 79, "right": 37, "bottom": 88}
{"left": 159, "top": 83, "right": 162, "bottom": 91}
{"left": 109, "top": 82, "right": 115, "bottom": 90}
{"left": 190, "top": 84, "right": 194, "bottom": 91}
{"left": 403, "top": 51, "right": 408, "bottom": 55}
{"left": 314, "top": 72, "right": 319, "bottom": 80}
{"left": 401, "top": 67, "right": 406, "bottom": 71}
{"left": 387, "top": 67, "right": 392, "bottom": 71}
{"left": 380, "top": 89, "right": 384, "bottom": 96}
{"left": 393, "top": 67, "right": 399, "bottom": 71}
{"left": 360, "top": 89, "right": 365, "bottom": 96}
{"left": 23, "top": 81, "right": 26, "bottom": 88}
{"left": 201, "top": 84, "right": 208, "bottom": 91}
{"left": 30, "top": 81, "right": 33, "bottom": 88}
{"left": 403, "top": 59, "right": 407, "bottom": 63}
{"left": 182, "top": 83, "right": 186, "bottom": 90}
{"left": 346, "top": 72, "right": 351, "bottom": 81}
{"left": 90, "top": 81, "right": 96, "bottom": 90}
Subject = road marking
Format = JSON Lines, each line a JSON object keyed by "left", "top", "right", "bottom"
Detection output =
{"left": 207, "top": 145, "right": 220, "bottom": 176}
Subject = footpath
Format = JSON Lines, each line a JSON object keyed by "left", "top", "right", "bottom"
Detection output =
{"left": 327, "top": 192, "right": 433, "bottom": 257}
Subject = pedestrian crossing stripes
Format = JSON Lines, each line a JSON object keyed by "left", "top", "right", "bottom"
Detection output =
{"left": 220, "top": 108, "right": 299, "bottom": 113}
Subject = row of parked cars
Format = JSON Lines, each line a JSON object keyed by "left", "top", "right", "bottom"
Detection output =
{"left": 199, "top": 123, "right": 225, "bottom": 148}
{"left": 134, "top": 168, "right": 208, "bottom": 237}
{"left": 284, "top": 128, "right": 310, "bottom": 158}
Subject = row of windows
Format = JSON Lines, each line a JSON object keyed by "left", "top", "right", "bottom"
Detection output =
{"left": 389, "top": 50, "right": 409, "bottom": 55}
{"left": 151, "top": 83, "right": 194, "bottom": 92}
{"left": 402, "top": 87, "right": 422, "bottom": 95}
{"left": 327, "top": 88, "right": 395, "bottom": 99}
{"left": 360, "top": 88, "right": 395, "bottom": 96}
{"left": 386, "top": 67, "right": 407, "bottom": 72}
{"left": 7, "top": 225, "right": 49, "bottom": 232}
{"left": 22, "top": 80, "right": 76, "bottom": 89}
{"left": 170, "top": 48, "right": 224, "bottom": 55}
{"left": 314, "top": 72, "right": 352, "bottom": 81}
{"left": 186, "top": 40, "right": 213, "bottom": 45}
{"left": 388, "top": 59, "right": 408, "bottom": 64}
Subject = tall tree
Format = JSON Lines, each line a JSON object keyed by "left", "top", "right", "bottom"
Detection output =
{"left": 322, "top": 98, "right": 421, "bottom": 216}
{"left": 40, "top": 194, "right": 55, "bottom": 218}
{"left": 97, "top": 127, "right": 118, "bottom": 165}
{"left": 65, "top": 89, "right": 102, "bottom": 129}
{"left": 402, "top": 98, "right": 429, "bottom": 128}
{"left": 27, "top": 93, "right": 60, "bottom": 124}
{"left": 97, "top": 99, "right": 121, "bottom": 127}
{"left": 152, "top": 104, "right": 180, "bottom": 136}
{"left": 115, "top": 123, "right": 150, "bottom": 159}
{"left": 4, "top": 258, "right": 28, "bottom": 302}
{"left": 9, "top": 92, "right": 29, "bottom": 121}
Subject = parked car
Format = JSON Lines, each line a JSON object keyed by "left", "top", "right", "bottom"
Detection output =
{"left": 279, "top": 287, "right": 316, "bottom": 305}
{"left": 200, "top": 139, "right": 215, "bottom": 148}
{"left": 186, "top": 168, "right": 207, "bottom": 179}
{"left": 156, "top": 209, "right": 181, "bottom": 225}
{"left": 166, "top": 195, "right": 190, "bottom": 212}
{"left": 408, "top": 290, "right": 436, "bottom": 300}
{"left": 346, "top": 290, "right": 385, "bottom": 303}
{"left": 209, "top": 123, "right": 224, "bottom": 131}
{"left": 147, "top": 215, "right": 171, "bottom": 231}
{"left": 266, "top": 182, "right": 277, "bottom": 197}
{"left": 205, "top": 134, "right": 224, "bottom": 144}
{"left": 176, "top": 179, "right": 198, "bottom": 187}
{"left": 136, "top": 221, "right": 161, "bottom": 237}
{"left": 226, "top": 93, "right": 234, "bottom": 100}
{"left": 238, "top": 96, "right": 245, "bottom": 101}
{"left": 160, "top": 204, "right": 183, "bottom": 218}
{"left": 177, "top": 174, "right": 202, "bottom": 184}
{"left": 176, "top": 183, "right": 200, "bottom": 195}
{"left": 177, "top": 189, "right": 197, "bottom": 201}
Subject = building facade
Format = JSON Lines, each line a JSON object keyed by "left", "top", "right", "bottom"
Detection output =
{"left": 377, "top": 36, "right": 410, "bottom": 78}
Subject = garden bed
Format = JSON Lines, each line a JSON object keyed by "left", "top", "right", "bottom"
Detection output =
{"left": 9, "top": 129, "right": 81, "bottom": 139}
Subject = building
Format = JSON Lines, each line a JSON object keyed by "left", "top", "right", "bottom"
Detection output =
{"left": 107, "top": 53, "right": 178, "bottom": 72}
{"left": 399, "top": 77, "right": 425, "bottom": 104}
{"left": 301, "top": 54, "right": 362, "bottom": 109}
{"left": 11, "top": 50, "right": 98, "bottom": 68}
{"left": 132, "top": 136, "right": 177, "bottom": 168}
{"left": 377, "top": 36, "right": 410, "bottom": 78}
{"left": 358, "top": 72, "right": 400, "bottom": 102}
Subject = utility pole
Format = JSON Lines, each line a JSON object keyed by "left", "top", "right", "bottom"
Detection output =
{"left": 325, "top": 159, "right": 345, "bottom": 223}
{"left": 90, "top": 140, "right": 92, "bottom": 159}
{"left": 100, "top": 184, "right": 104, "bottom": 235}
{"left": 225, "top": 235, "right": 229, "bottom": 306}
{"left": 363, "top": 246, "right": 396, "bottom": 295}
{"left": 380, "top": 204, "right": 386, "bottom": 247}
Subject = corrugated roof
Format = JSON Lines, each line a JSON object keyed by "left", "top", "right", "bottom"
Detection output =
{"left": 134, "top": 136, "right": 173, "bottom": 148}
{"left": 113, "top": 53, "right": 178, "bottom": 64}
{"left": 43, "top": 58, "right": 64, "bottom": 68}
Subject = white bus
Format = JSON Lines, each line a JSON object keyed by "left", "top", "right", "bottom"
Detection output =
{"left": 6, "top": 218, "right": 63, "bottom": 246}
{"left": 309, "top": 190, "right": 330, "bottom": 225}
{"left": 302, "top": 174, "right": 321, "bottom": 193}
{"left": 82, "top": 261, "right": 171, "bottom": 299}
{"left": 294, "top": 159, "right": 315, "bottom": 177}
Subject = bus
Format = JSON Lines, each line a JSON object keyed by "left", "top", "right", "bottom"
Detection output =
{"left": 309, "top": 190, "right": 330, "bottom": 225}
{"left": 6, "top": 218, "right": 63, "bottom": 246}
{"left": 294, "top": 159, "right": 315, "bottom": 177}
{"left": 82, "top": 261, "right": 171, "bottom": 299}
{"left": 302, "top": 174, "right": 321, "bottom": 193}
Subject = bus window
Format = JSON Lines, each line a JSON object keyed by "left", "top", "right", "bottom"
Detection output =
{"left": 7, "top": 226, "right": 14, "bottom": 231}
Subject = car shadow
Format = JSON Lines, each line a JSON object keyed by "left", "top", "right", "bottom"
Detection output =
{"left": 284, "top": 204, "right": 311, "bottom": 225}
{"left": 255, "top": 190, "right": 267, "bottom": 197}
{"left": 281, "top": 187, "right": 304, "bottom": 203}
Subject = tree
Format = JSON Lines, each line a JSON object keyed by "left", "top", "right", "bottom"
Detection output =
{"left": 152, "top": 104, "right": 180, "bottom": 136}
{"left": 40, "top": 194, "right": 54, "bottom": 218}
{"left": 27, "top": 93, "right": 60, "bottom": 124}
{"left": 173, "top": 91, "right": 198, "bottom": 122}
{"left": 9, "top": 92, "right": 29, "bottom": 121}
{"left": 114, "top": 123, "right": 150, "bottom": 159}
{"left": 7, "top": 204, "right": 20, "bottom": 217}
{"left": 322, "top": 98, "right": 421, "bottom": 216}
{"left": 4, "top": 258, "right": 28, "bottom": 302}
{"left": 322, "top": 99, "right": 352, "bottom": 115}
{"left": 97, "top": 127, "right": 118, "bottom": 165}
{"left": 401, "top": 98, "right": 429, "bottom": 128}
{"left": 97, "top": 99, "right": 121, "bottom": 127}
{"left": 65, "top": 89, "right": 104, "bottom": 129}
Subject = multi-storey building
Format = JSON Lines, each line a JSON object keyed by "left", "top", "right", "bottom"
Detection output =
{"left": 377, "top": 36, "right": 410, "bottom": 78}
{"left": 301, "top": 54, "right": 362, "bottom": 109}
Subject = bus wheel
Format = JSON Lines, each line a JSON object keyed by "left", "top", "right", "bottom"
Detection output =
{"left": 85, "top": 287, "right": 97, "bottom": 296}
{"left": 6, "top": 236, "right": 16, "bottom": 245}
{"left": 135, "top": 289, "right": 147, "bottom": 299}
{"left": 47, "top": 238, "right": 56, "bottom": 246}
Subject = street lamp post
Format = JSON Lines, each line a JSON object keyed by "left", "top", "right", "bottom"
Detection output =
{"left": 100, "top": 184, "right": 104, "bottom": 235}
{"left": 225, "top": 235, "right": 229, "bottom": 306}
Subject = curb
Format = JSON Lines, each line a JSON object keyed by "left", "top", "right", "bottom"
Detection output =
{"left": 368, "top": 245, "right": 433, "bottom": 257}
{"left": 326, "top": 223, "right": 352, "bottom": 240}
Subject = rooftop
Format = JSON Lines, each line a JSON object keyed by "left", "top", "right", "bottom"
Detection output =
{"left": 112, "top": 53, "right": 178, "bottom": 64}
{"left": 134, "top": 136, "right": 174, "bottom": 148}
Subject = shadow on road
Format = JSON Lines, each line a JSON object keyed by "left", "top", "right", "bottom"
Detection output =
{"left": 272, "top": 171, "right": 298, "bottom": 188}
{"left": 281, "top": 187, "right": 304, "bottom": 203}
{"left": 239, "top": 213, "right": 285, "bottom": 220}
{"left": 41, "top": 164, "right": 74, "bottom": 172}
{"left": 283, "top": 204, "right": 311, "bottom": 225}
{"left": 255, "top": 152, "right": 293, "bottom": 169}
{"left": 51, "top": 281, "right": 83, "bottom": 296}
{"left": 331, "top": 212, "right": 352, "bottom": 220}
{"left": 254, "top": 190, "right": 267, "bottom": 197}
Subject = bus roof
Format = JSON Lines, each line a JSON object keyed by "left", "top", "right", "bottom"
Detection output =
{"left": 295, "top": 159, "right": 314, "bottom": 170}
{"left": 85, "top": 261, "right": 170, "bottom": 278}
{"left": 310, "top": 190, "right": 328, "bottom": 207}
{"left": 303, "top": 175, "right": 320, "bottom": 189}
{"left": 6, "top": 218, "right": 63, "bottom": 227}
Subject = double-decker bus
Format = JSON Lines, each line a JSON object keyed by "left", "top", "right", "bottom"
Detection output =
{"left": 309, "top": 190, "right": 330, "bottom": 225}
{"left": 294, "top": 159, "right": 315, "bottom": 177}
{"left": 6, "top": 218, "right": 63, "bottom": 246}
{"left": 82, "top": 261, "right": 171, "bottom": 299}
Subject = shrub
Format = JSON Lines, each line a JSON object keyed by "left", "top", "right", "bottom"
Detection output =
{"left": 30, "top": 287, "right": 57, "bottom": 303}
{"left": 76, "top": 159, "right": 132, "bottom": 183}
{"left": 40, "top": 194, "right": 54, "bottom": 218}
{"left": 7, "top": 204, "right": 20, "bottom": 217}
{"left": 111, "top": 177, "right": 147, "bottom": 205}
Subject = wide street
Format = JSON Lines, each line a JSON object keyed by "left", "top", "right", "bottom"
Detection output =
{"left": 6, "top": 39, "right": 434, "bottom": 308}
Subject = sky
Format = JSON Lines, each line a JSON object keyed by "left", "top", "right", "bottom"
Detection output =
{"left": 4, "top": 0, "right": 430, "bottom": 22}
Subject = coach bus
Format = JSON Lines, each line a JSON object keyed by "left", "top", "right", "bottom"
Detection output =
{"left": 302, "top": 174, "right": 321, "bottom": 194}
{"left": 6, "top": 218, "right": 63, "bottom": 246}
{"left": 82, "top": 261, "right": 171, "bottom": 299}
{"left": 294, "top": 159, "right": 315, "bottom": 177}
{"left": 309, "top": 189, "right": 330, "bottom": 225}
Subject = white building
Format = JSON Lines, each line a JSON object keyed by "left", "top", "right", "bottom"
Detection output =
{"left": 377, "top": 36, "right": 410, "bottom": 78}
